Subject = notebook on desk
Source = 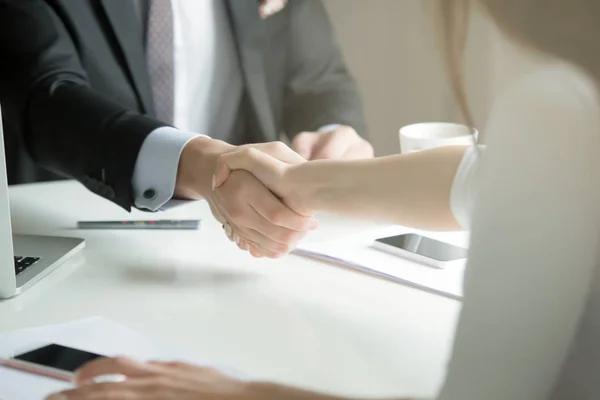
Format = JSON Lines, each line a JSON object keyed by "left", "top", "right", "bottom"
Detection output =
{"left": 294, "top": 227, "right": 468, "bottom": 300}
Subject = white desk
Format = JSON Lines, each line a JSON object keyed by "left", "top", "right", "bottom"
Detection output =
{"left": 0, "top": 181, "right": 461, "bottom": 399}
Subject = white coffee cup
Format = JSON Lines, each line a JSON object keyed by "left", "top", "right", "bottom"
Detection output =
{"left": 399, "top": 122, "right": 478, "bottom": 154}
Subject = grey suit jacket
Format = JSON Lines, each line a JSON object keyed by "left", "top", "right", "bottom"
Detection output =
{"left": 0, "top": 0, "right": 366, "bottom": 210}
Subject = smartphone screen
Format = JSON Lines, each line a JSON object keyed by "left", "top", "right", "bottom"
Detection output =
{"left": 375, "top": 234, "right": 468, "bottom": 262}
{"left": 14, "top": 344, "right": 103, "bottom": 373}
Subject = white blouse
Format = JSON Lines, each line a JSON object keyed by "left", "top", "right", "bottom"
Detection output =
{"left": 438, "top": 62, "right": 600, "bottom": 400}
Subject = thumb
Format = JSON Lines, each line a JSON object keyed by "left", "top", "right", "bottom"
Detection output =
{"left": 292, "top": 132, "right": 319, "bottom": 159}
{"left": 214, "top": 148, "right": 284, "bottom": 190}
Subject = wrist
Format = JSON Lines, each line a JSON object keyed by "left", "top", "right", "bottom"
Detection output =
{"left": 175, "top": 137, "right": 235, "bottom": 199}
{"left": 286, "top": 162, "right": 330, "bottom": 213}
{"left": 288, "top": 160, "right": 359, "bottom": 215}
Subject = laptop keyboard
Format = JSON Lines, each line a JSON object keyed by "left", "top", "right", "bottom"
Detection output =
{"left": 14, "top": 256, "right": 40, "bottom": 276}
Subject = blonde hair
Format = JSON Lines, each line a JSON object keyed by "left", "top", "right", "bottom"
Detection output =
{"left": 437, "top": 0, "right": 600, "bottom": 126}
{"left": 434, "top": 0, "right": 473, "bottom": 127}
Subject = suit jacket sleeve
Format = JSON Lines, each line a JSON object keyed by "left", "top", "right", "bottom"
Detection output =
{"left": 0, "top": 0, "right": 166, "bottom": 211}
{"left": 282, "top": 0, "right": 368, "bottom": 139}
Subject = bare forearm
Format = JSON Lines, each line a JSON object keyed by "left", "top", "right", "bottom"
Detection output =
{"left": 291, "top": 146, "right": 468, "bottom": 231}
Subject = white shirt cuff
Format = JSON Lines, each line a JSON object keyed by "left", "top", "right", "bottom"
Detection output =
{"left": 132, "top": 126, "right": 207, "bottom": 211}
{"left": 317, "top": 124, "right": 341, "bottom": 133}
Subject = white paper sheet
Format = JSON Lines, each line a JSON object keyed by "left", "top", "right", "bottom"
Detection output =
{"left": 294, "top": 226, "right": 469, "bottom": 300}
{"left": 0, "top": 317, "right": 240, "bottom": 400}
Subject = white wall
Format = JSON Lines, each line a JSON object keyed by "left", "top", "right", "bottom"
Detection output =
{"left": 322, "top": 0, "right": 453, "bottom": 156}
{"left": 322, "top": 0, "right": 546, "bottom": 153}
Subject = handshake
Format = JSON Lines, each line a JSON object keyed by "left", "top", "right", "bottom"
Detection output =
{"left": 174, "top": 126, "right": 373, "bottom": 258}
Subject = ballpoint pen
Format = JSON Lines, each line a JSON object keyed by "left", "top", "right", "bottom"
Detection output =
{"left": 76, "top": 220, "right": 200, "bottom": 230}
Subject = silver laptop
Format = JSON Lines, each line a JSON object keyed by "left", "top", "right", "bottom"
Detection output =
{"left": 0, "top": 108, "right": 84, "bottom": 299}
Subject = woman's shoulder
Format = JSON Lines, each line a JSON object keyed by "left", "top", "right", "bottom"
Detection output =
{"left": 486, "top": 60, "right": 600, "bottom": 150}
{"left": 499, "top": 61, "right": 600, "bottom": 121}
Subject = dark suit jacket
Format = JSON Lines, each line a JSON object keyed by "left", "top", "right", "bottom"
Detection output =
{"left": 0, "top": 0, "right": 366, "bottom": 210}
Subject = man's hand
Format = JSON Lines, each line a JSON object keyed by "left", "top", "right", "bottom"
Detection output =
{"left": 175, "top": 138, "right": 316, "bottom": 258}
{"left": 214, "top": 147, "right": 310, "bottom": 217}
{"left": 292, "top": 125, "right": 374, "bottom": 160}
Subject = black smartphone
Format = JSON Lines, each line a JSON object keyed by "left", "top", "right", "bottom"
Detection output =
{"left": 1, "top": 344, "right": 104, "bottom": 381}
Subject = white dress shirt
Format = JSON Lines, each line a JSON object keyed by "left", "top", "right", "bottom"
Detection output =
{"left": 132, "top": 0, "right": 240, "bottom": 211}
{"left": 439, "top": 62, "right": 600, "bottom": 399}
{"left": 131, "top": 0, "right": 340, "bottom": 211}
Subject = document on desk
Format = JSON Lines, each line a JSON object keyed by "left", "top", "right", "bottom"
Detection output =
{"left": 294, "top": 226, "right": 469, "bottom": 300}
{"left": 0, "top": 317, "right": 241, "bottom": 400}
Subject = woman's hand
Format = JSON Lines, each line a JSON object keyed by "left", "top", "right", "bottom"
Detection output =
{"left": 211, "top": 142, "right": 315, "bottom": 258}
{"left": 45, "top": 357, "right": 247, "bottom": 400}
{"left": 45, "top": 357, "right": 338, "bottom": 400}
{"left": 213, "top": 145, "right": 317, "bottom": 257}
{"left": 213, "top": 145, "right": 313, "bottom": 217}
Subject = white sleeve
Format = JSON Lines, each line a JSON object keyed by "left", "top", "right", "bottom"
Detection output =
{"left": 132, "top": 127, "right": 206, "bottom": 211}
{"left": 437, "top": 66, "right": 600, "bottom": 400}
{"left": 450, "top": 145, "right": 484, "bottom": 229}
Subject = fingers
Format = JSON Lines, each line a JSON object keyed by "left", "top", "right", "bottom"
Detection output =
{"left": 248, "top": 243, "right": 263, "bottom": 258}
{"left": 218, "top": 195, "right": 308, "bottom": 255}
{"left": 146, "top": 361, "right": 226, "bottom": 381}
{"left": 223, "top": 222, "right": 235, "bottom": 242}
{"left": 342, "top": 138, "right": 374, "bottom": 159}
{"left": 242, "top": 141, "right": 306, "bottom": 164}
{"left": 74, "top": 357, "right": 159, "bottom": 384}
{"left": 219, "top": 213, "right": 267, "bottom": 257}
{"left": 297, "top": 127, "right": 373, "bottom": 161}
{"left": 239, "top": 221, "right": 306, "bottom": 254}
{"left": 214, "top": 141, "right": 304, "bottom": 189}
{"left": 230, "top": 233, "right": 264, "bottom": 258}
{"left": 146, "top": 360, "right": 200, "bottom": 373}
{"left": 292, "top": 132, "right": 320, "bottom": 159}
{"left": 214, "top": 147, "right": 285, "bottom": 189}
{"left": 47, "top": 377, "right": 169, "bottom": 400}
{"left": 248, "top": 183, "right": 316, "bottom": 229}
{"left": 48, "top": 364, "right": 241, "bottom": 400}
{"left": 232, "top": 231, "right": 282, "bottom": 259}
{"left": 207, "top": 198, "right": 226, "bottom": 224}
{"left": 214, "top": 171, "right": 315, "bottom": 257}
{"left": 210, "top": 199, "right": 250, "bottom": 251}
{"left": 217, "top": 170, "right": 315, "bottom": 231}
{"left": 310, "top": 129, "right": 350, "bottom": 160}
{"left": 47, "top": 381, "right": 136, "bottom": 400}
{"left": 236, "top": 237, "right": 268, "bottom": 259}
{"left": 236, "top": 237, "right": 250, "bottom": 252}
